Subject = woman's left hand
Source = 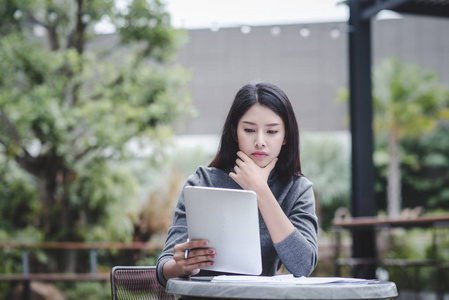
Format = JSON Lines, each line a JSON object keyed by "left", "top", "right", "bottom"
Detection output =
{"left": 229, "top": 151, "right": 277, "bottom": 192}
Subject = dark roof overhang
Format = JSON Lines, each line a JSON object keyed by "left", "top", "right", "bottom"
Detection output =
{"left": 356, "top": 0, "right": 449, "bottom": 20}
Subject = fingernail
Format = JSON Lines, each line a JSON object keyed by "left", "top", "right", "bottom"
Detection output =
{"left": 203, "top": 241, "right": 208, "bottom": 246}
{"left": 211, "top": 254, "right": 216, "bottom": 259}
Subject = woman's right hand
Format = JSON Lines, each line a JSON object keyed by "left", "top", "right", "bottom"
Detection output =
{"left": 173, "top": 239, "right": 216, "bottom": 276}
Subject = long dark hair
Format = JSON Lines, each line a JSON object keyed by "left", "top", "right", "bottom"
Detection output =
{"left": 209, "top": 82, "right": 303, "bottom": 180}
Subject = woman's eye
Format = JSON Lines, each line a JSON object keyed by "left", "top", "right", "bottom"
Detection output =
{"left": 244, "top": 129, "right": 255, "bottom": 133}
{"left": 267, "top": 130, "right": 278, "bottom": 134}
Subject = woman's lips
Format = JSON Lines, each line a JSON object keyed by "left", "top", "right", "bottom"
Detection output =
{"left": 252, "top": 152, "right": 268, "bottom": 159}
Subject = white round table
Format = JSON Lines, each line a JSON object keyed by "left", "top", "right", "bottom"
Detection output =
{"left": 166, "top": 277, "right": 398, "bottom": 299}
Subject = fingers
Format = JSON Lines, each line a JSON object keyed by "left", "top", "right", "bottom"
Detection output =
{"left": 185, "top": 248, "right": 216, "bottom": 262}
{"left": 236, "top": 151, "right": 277, "bottom": 170}
{"left": 234, "top": 151, "right": 251, "bottom": 172}
{"left": 173, "top": 240, "right": 215, "bottom": 275}
{"left": 230, "top": 151, "right": 278, "bottom": 191}
{"left": 174, "top": 239, "right": 210, "bottom": 261}
{"left": 186, "top": 239, "right": 210, "bottom": 250}
{"left": 236, "top": 151, "right": 249, "bottom": 162}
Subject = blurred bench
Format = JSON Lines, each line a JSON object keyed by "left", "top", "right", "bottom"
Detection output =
{"left": 332, "top": 214, "right": 449, "bottom": 269}
{"left": 0, "top": 241, "right": 164, "bottom": 281}
{"left": 332, "top": 214, "right": 449, "bottom": 298}
{"left": 0, "top": 241, "right": 164, "bottom": 300}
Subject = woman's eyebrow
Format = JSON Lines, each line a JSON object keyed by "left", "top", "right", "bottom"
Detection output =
{"left": 242, "top": 121, "right": 256, "bottom": 125}
{"left": 241, "top": 121, "right": 280, "bottom": 127}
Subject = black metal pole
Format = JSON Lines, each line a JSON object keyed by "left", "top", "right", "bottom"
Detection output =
{"left": 348, "top": 0, "right": 377, "bottom": 279}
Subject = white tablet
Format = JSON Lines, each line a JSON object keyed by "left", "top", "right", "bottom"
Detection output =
{"left": 184, "top": 186, "right": 262, "bottom": 275}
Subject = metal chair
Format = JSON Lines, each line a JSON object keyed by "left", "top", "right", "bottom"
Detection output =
{"left": 110, "top": 266, "right": 176, "bottom": 300}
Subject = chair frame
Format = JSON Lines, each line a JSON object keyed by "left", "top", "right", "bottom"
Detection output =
{"left": 110, "top": 266, "right": 176, "bottom": 300}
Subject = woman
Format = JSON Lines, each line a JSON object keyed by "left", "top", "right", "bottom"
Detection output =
{"left": 156, "top": 82, "right": 318, "bottom": 286}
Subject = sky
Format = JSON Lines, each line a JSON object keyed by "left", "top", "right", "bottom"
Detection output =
{"left": 163, "top": 0, "right": 349, "bottom": 29}
{"left": 95, "top": 0, "right": 400, "bottom": 33}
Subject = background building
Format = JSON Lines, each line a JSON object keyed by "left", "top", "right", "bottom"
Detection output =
{"left": 174, "top": 15, "right": 449, "bottom": 137}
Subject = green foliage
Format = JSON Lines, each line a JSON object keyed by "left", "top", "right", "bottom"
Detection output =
{"left": 132, "top": 143, "right": 214, "bottom": 239}
{"left": 373, "top": 58, "right": 449, "bottom": 216}
{"left": 70, "top": 160, "right": 140, "bottom": 242}
{"left": 382, "top": 229, "right": 434, "bottom": 292}
{"left": 0, "top": 0, "right": 192, "bottom": 245}
{"left": 1, "top": 1, "right": 191, "bottom": 296}
{"left": 374, "top": 228, "right": 449, "bottom": 293}
{"left": 301, "top": 133, "right": 350, "bottom": 206}
{"left": 136, "top": 255, "right": 157, "bottom": 267}
{"left": 336, "top": 57, "right": 449, "bottom": 290}
{"left": 374, "top": 123, "right": 449, "bottom": 211}
{"left": 117, "top": 0, "right": 182, "bottom": 61}
{"left": 373, "top": 58, "right": 448, "bottom": 141}
{"left": 0, "top": 248, "right": 23, "bottom": 275}
{"left": 339, "top": 57, "right": 449, "bottom": 213}
{"left": 57, "top": 281, "right": 111, "bottom": 300}
{"left": 301, "top": 133, "right": 351, "bottom": 229}
{"left": 383, "top": 229, "right": 431, "bottom": 260}
{"left": 0, "top": 165, "right": 39, "bottom": 232}
{"left": 401, "top": 125, "right": 449, "bottom": 210}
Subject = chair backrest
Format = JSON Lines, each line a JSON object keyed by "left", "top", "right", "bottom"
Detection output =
{"left": 110, "top": 266, "right": 176, "bottom": 300}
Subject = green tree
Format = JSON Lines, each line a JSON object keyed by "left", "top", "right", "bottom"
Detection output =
{"left": 372, "top": 58, "right": 449, "bottom": 217}
{"left": 0, "top": 0, "right": 191, "bottom": 246}
{"left": 301, "top": 133, "right": 350, "bottom": 229}
{"left": 401, "top": 124, "right": 449, "bottom": 210}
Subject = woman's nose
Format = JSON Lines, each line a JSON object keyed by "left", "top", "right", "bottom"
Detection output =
{"left": 255, "top": 133, "right": 266, "bottom": 147}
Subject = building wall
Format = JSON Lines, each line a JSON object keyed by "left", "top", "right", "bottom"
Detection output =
{"left": 174, "top": 15, "right": 449, "bottom": 136}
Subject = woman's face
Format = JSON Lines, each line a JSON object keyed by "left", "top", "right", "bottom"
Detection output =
{"left": 236, "top": 104, "right": 286, "bottom": 168}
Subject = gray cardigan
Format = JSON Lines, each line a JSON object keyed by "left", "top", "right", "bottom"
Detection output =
{"left": 156, "top": 166, "right": 318, "bottom": 286}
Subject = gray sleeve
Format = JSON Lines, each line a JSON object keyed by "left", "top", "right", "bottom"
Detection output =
{"left": 156, "top": 184, "right": 192, "bottom": 286}
{"left": 155, "top": 182, "right": 191, "bottom": 286}
{"left": 156, "top": 166, "right": 216, "bottom": 286}
{"left": 156, "top": 224, "right": 188, "bottom": 287}
{"left": 273, "top": 179, "right": 318, "bottom": 277}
